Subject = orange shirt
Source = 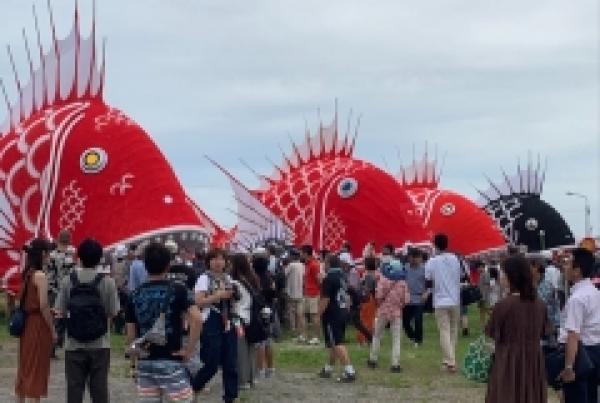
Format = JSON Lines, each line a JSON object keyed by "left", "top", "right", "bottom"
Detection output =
{"left": 304, "top": 257, "right": 321, "bottom": 297}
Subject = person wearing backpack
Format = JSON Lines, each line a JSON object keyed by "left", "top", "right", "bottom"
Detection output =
{"left": 318, "top": 254, "right": 356, "bottom": 383}
{"left": 367, "top": 258, "right": 410, "bottom": 372}
{"left": 253, "top": 254, "right": 277, "bottom": 379}
{"left": 55, "top": 238, "right": 119, "bottom": 403}
{"left": 125, "top": 242, "right": 202, "bottom": 403}
{"left": 340, "top": 252, "right": 372, "bottom": 344}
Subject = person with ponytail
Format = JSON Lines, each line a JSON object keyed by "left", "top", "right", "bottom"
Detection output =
{"left": 485, "top": 255, "right": 547, "bottom": 403}
{"left": 14, "top": 238, "right": 56, "bottom": 402}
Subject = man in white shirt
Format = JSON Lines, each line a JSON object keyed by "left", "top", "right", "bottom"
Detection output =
{"left": 424, "top": 233, "right": 461, "bottom": 372}
{"left": 557, "top": 248, "right": 600, "bottom": 403}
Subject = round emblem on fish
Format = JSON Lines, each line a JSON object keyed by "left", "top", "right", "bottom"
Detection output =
{"left": 337, "top": 177, "right": 358, "bottom": 199}
{"left": 80, "top": 148, "right": 108, "bottom": 174}
{"left": 525, "top": 217, "right": 539, "bottom": 231}
{"left": 440, "top": 202, "right": 456, "bottom": 216}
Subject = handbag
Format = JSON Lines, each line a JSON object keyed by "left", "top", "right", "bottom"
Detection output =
{"left": 8, "top": 277, "right": 29, "bottom": 337}
{"left": 462, "top": 335, "right": 494, "bottom": 383}
{"left": 125, "top": 283, "right": 171, "bottom": 358}
{"left": 545, "top": 343, "right": 594, "bottom": 390}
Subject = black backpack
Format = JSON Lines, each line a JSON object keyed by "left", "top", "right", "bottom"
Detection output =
{"left": 241, "top": 280, "right": 270, "bottom": 344}
{"left": 66, "top": 272, "right": 108, "bottom": 342}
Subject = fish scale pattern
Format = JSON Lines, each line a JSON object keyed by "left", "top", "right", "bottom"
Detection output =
{"left": 258, "top": 156, "right": 364, "bottom": 245}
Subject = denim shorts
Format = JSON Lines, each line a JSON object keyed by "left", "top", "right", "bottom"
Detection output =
{"left": 136, "top": 360, "right": 193, "bottom": 402}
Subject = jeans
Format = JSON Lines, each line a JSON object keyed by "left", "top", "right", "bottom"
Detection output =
{"left": 434, "top": 306, "right": 460, "bottom": 367}
{"left": 563, "top": 344, "right": 600, "bottom": 403}
{"left": 370, "top": 316, "right": 402, "bottom": 366}
{"left": 402, "top": 304, "right": 424, "bottom": 344}
{"left": 192, "top": 311, "right": 238, "bottom": 402}
{"left": 65, "top": 348, "right": 110, "bottom": 403}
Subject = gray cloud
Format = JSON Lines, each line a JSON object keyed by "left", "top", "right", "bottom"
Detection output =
{"left": 0, "top": 0, "right": 597, "bottom": 237}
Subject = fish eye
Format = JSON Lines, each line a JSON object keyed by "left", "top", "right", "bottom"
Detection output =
{"left": 525, "top": 217, "right": 539, "bottom": 231}
{"left": 80, "top": 148, "right": 108, "bottom": 174}
{"left": 440, "top": 202, "right": 456, "bottom": 216}
{"left": 337, "top": 177, "right": 358, "bottom": 199}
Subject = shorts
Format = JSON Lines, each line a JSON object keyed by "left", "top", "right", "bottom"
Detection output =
{"left": 255, "top": 337, "right": 273, "bottom": 347}
{"left": 137, "top": 360, "right": 194, "bottom": 403}
{"left": 322, "top": 318, "right": 346, "bottom": 348}
{"left": 304, "top": 296, "right": 319, "bottom": 315}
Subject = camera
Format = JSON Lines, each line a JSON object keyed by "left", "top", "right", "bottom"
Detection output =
{"left": 226, "top": 283, "right": 241, "bottom": 302}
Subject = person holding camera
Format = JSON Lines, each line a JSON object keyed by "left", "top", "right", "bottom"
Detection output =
{"left": 192, "top": 248, "right": 239, "bottom": 403}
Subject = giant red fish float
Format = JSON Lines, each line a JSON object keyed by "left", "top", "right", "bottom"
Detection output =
{"left": 0, "top": 4, "right": 217, "bottom": 295}
{"left": 212, "top": 114, "right": 429, "bottom": 256}
{"left": 398, "top": 152, "right": 506, "bottom": 256}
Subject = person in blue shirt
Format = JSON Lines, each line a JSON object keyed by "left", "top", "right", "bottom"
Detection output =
{"left": 128, "top": 244, "right": 148, "bottom": 293}
{"left": 403, "top": 248, "right": 426, "bottom": 346}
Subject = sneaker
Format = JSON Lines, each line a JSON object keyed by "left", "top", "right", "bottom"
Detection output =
{"left": 337, "top": 371, "right": 356, "bottom": 383}
{"left": 318, "top": 368, "right": 333, "bottom": 379}
{"left": 390, "top": 365, "right": 403, "bottom": 373}
{"left": 296, "top": 335, "right": 307, "bottom": 344}
{"left": 308, "top": 337, "right": 320, "bottom": 346}
{"left": 413, "top": 342, "right": 420, "bottom": 348}
{"left": 367, "top": 359, "right": 378, "bottom": 369}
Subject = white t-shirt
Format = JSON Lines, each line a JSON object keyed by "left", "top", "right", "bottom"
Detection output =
{"left": 558, "top": 279, "right": 600, "bottom": 345}
{"left": 194, "top": 272, "right": 232, "bottom": 322}
{"left": 425, "top": 252, "right": 461, "bottom": 308}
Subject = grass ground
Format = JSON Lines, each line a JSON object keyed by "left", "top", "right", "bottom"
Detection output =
{"left": 274, "top": 308, "right": 485, "bottom": 389}
{"left": 0, "top": 296, "right": 562, "bottom": 402}
{"left": 0, "top": 296, "right": 487, "bottom": 392}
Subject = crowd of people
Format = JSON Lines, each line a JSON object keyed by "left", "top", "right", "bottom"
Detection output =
{"left": 7, "top": 228, "right": 600, "bottom": 403}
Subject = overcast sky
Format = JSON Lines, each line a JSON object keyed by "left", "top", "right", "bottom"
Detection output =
{"left": 1, "top": 0, "right": 598, "bottom": 239}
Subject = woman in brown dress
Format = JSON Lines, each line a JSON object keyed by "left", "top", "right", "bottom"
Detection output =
{"left": 485, "top": 255, "right": 548, "bottom": 403}
{"left": 15, "top": 239, "right": 56, "bottom": 402}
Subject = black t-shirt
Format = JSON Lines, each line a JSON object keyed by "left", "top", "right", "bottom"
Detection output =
{"left": 168, "top": 263, "right": 198, "bottom": 291}
{"left": 320, "top": 268, "right": 349, "bottom": 321}
{"left": 257, "top": 270, "right": 277, "bottom": 306}
{"left": 125, "top": 280, "right": 192, "bottom": 360}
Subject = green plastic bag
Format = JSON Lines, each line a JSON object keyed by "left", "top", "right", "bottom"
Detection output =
{"left": 462, "top": 335, "right": 494, "bottom": 383}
